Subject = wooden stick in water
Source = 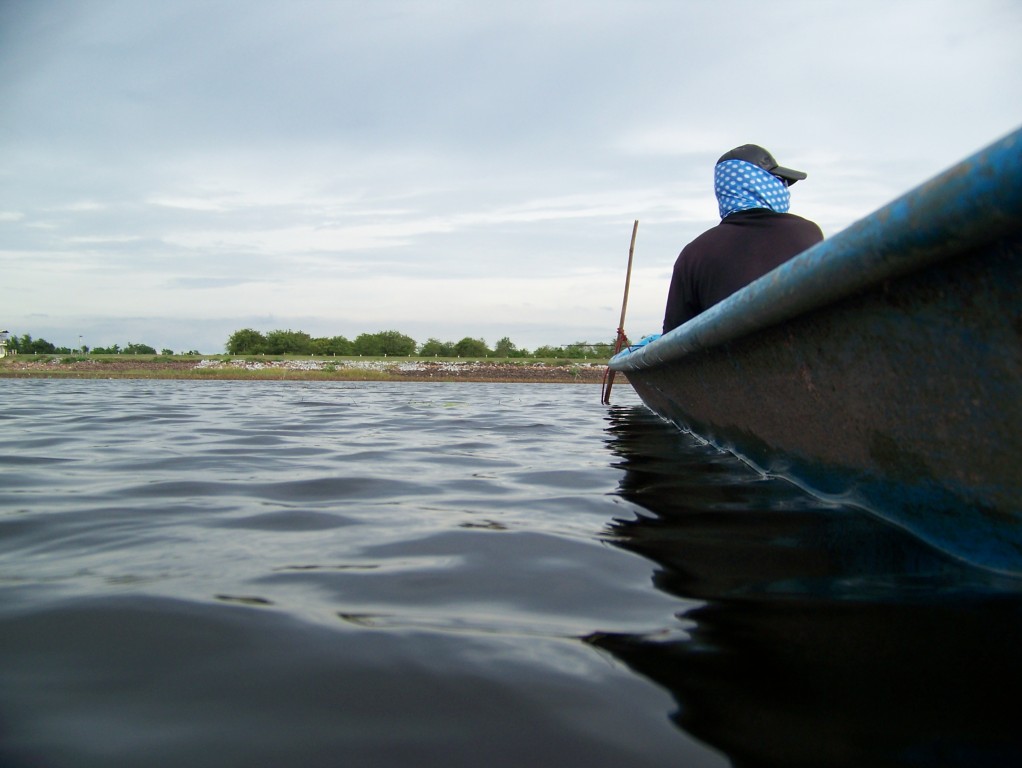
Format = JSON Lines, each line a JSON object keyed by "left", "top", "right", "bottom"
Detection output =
{"left": 601, "top": 219, "right": 639, "bottom": 405}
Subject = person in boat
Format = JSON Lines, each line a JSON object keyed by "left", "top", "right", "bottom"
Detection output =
{"left": 662, "top": 144, "right": 823, "bottom": 333}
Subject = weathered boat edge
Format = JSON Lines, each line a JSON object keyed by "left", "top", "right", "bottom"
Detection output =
{"left": 611, "top": 127, "right": 1022, "bottom": 575}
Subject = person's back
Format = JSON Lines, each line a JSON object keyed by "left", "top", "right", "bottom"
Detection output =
{"left": 663, "top": 144, "right": 823, "bottom": 333}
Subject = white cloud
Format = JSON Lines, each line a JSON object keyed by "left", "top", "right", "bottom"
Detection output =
{"left": 1, "top": 0, "right": 1020, "bottom": 352}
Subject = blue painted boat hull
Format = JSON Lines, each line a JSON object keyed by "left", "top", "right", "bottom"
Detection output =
{"left": 610, "top": 128, "right": 1022, "bottom": 574}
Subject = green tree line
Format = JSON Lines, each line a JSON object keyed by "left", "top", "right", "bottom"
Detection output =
{"left": 1, "top": 333, "right": 183, "bottom": 356}
{"left": 2, "top": 333, "right": 68, "bottom": 354}
{"left": 1, "top": 329, "right": 614, "bottom": 360}
{"left": 226, "top": 328, "right": 613, "bottom": 359}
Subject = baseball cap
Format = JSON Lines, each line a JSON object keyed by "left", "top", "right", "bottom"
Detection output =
{"left": 717, "top": 144, "right": 807, "bottom": 185}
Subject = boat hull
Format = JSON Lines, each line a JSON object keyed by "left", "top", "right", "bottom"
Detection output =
{"left": 612, "top": 128, "right": 1022, "bottom": 574}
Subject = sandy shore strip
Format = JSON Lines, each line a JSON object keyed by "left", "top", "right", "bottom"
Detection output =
{"left": 0, "top": 356, "right": 611, "bottom": 383}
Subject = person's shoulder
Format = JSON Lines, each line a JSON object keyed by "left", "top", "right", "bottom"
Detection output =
{"left": 776, "top": 211, "right": 824, "bottom": 238}
{"left": 680, "top": 222, "right": 725, "bottom": 253}
{"left": 781, "top": 211, "right": 818, "bottom": 224}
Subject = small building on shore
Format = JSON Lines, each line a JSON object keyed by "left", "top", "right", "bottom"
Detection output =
{"left": 0, "top": 330, "right": 9, "bottom": 358}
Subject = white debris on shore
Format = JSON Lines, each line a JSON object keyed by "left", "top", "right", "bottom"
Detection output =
{"left": 194, "top": 358, "right": 382, "bottom": 372}
{"left": 192, "top": 358, "right": 596, "bottom": 374}
{"left": 0, "top": 356, "right": 606, "bottom": 381}
{"left": 193, "top": 358, "right": 497, "bottom": 372}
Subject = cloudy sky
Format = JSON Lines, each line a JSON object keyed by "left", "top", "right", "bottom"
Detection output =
{"left": 2, "top": 0, "right": 1020, "bottom": 353}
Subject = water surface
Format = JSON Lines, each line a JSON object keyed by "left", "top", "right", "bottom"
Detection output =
{"left": 1, "top": 380, "right": 1019, "bottom": 767}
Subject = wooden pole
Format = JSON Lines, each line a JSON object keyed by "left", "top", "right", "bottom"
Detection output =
{"left": 601, "top": 219, "right": 639, "bottom": 404}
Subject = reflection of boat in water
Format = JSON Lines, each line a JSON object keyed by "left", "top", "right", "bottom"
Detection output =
{"left": 609, "top": 128, "right": 1022, "bottom": 576}
{"left": 590, "top": 405, "right": 1022, "bottom": 768}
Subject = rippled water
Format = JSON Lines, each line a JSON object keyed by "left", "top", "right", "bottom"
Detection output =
{"left": 1, "top": 379, "right": 1020, "bottom": 767}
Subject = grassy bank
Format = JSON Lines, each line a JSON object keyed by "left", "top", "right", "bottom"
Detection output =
{"left": 0, "top": 354, "right": 611, "bottom": 384}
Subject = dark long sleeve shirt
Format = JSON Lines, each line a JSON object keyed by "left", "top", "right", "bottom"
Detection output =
{"left": 663, "top": 209, "right": 823, "bottom": 333}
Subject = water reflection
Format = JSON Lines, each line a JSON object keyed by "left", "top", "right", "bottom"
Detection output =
{"left": 591, "top": 405, "right": 1022, "bottom": 768}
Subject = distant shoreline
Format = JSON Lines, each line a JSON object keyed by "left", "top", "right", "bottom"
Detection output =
{"left": 0, "top": 356, "right": 610, "bottom": 384}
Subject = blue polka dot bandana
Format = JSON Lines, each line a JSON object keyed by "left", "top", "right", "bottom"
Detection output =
{"left": 714, "top": 159, "right": 791, "bottom": 218}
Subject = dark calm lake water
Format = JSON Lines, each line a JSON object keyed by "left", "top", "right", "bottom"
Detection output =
{"left": 1, "top": 379, "right": 1020, "bottom": 767}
